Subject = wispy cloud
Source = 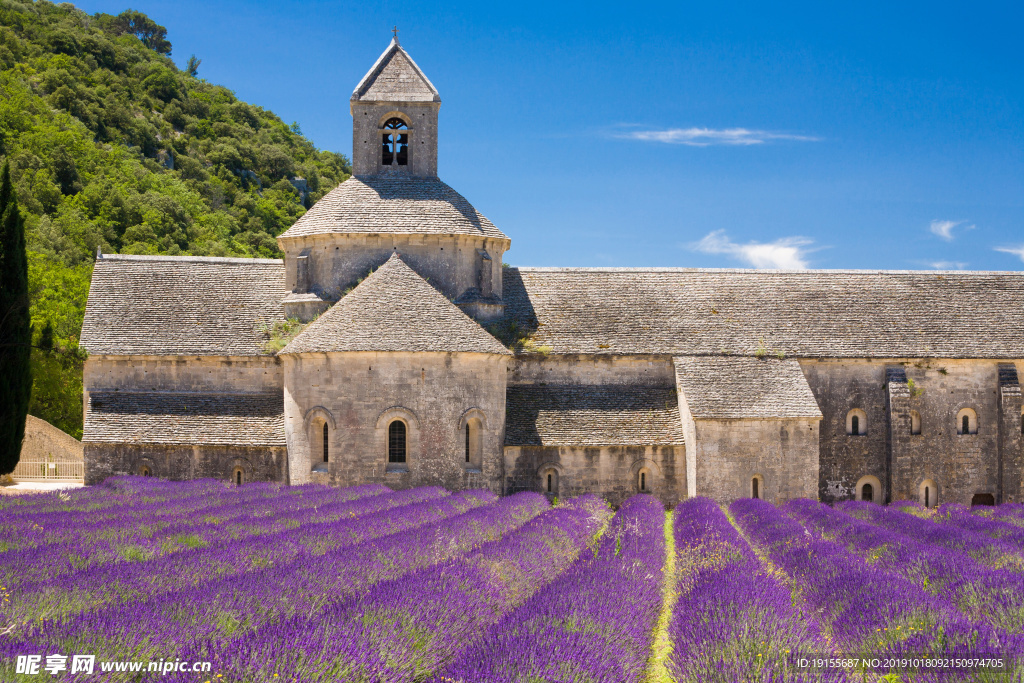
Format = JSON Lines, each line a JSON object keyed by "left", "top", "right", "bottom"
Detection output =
{"left": 689, "top": 230, "right": 816, "bottom": 269}
{"left": 994, "top": 245, "right": 1024, "bottom": 263}
{"left": 928, "top": 261, "right": 968, "bottom": 270}
{"left": 929, "top": 219, "right": 974, "bottom": 241}
{"left": 615, "top": 127, "right": 819, "bottom": 146}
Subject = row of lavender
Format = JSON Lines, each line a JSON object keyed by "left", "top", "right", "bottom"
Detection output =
{"left": 6, "top": 477, "right": 1024, "bottom": 681}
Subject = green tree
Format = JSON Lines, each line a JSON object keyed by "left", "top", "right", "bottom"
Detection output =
{"left": 186, "top": 54, "right": 201, "bottom": 77}
{"left": 0, "top": 162, "right": 31, "bottom": 475}
{"left": 109, "top": 10, "right": 172, "bottom": 54}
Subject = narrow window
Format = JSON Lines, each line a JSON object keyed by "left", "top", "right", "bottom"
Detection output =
{"left": 547, "top": 473, "right": 553, "bottom": 493}
{"left": 640, "top": 472, "right": 646, "bottom": 491}
{"left": 141, "top": 467, "right": 151, "bottom": 477}
{"left": 925, "top": 486, "right": 930, "bottom": 508}
{"left": 388, "top": 420, "right": 407, "bottom": 463}
{"left": 910, "top": 411, "right": 922, "bottom": 435}
{"left": 235, "top": 470, "right": 243, "bottom": 486}
{"left": 851, "top": 415, "right": 859, "bottom": 436}
{"left": 962, "top": 415, "right": 970, "bottom": 435}
{"left": 752, "top": 477, "right": 760, "bottom": 499}
{"left": 465, "top": 423, "right": 470, "bottom": 463}
{"left": 322, "top": 423, "right": 329, "bottom": 463}
{"left": 381, "top": 118, "right": 408, "bottom": 166}
{"left": 862, "top": 483, "right": 873, "bottom": 502}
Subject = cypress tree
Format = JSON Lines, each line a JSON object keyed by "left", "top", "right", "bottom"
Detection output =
{"left": 0, "top": 162, "right": 31, "bottom": 476}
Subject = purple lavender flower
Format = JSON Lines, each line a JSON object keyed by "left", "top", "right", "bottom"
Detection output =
{"left": 433, "top": 494, "right": 665, "bottom": 683}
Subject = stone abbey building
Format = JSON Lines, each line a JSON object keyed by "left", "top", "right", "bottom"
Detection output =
{"left": 80, "top": 38, "right": 1024, "bottom": 507}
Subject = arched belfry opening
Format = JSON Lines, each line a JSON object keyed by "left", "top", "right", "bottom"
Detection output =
{"left": 381, "top": 117, "right": 409, "bottom": 167}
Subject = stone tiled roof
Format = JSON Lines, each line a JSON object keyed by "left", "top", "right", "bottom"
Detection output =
{"left": 673, "top": 356, "right": 822, "bottom": 420}
{"left": 503, "top": 267, "right": 1024, "bottom": 359}
{"left": 278, "top": 176, "right": 507, "bottom": 241}
{"left": 280, "top": 254, "right": 510, "bottom": 355}
{"left": 352, "top": 38, "right": 440, "bottom": 103}
{"left": 80, "top": 255, "right": 286, "bottom": 357}
{"left": 84, "top": 392, "right": 285, "bottom": 446}
{"left": 505, "top": 385, "right": 684, "bottom": 447}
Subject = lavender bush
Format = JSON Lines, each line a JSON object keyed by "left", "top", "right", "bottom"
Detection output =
{"left": 668, "top": 498, "right": 835, "bottom": 683}
{"left": 166, "top": 495, "right": 611, "bottom": 683}
{"left": 433, "top": 493, "right": 666, "bottom": 683}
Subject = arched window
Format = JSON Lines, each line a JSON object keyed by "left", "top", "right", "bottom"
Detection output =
{"left": 388, "top": 420, "right": 407, "bottom": 463}
{"left": 919, "top": 479, "right": 938, "bottom": 508}
{"left": 234, "top": 468, "right": 244, "bottom": 486}
{"left": 956, "top": 408, "right": 977, "bottom": 435}
{"left": 751, "top": 475, "right": 763, "bottom": 499}
{"left": 462, "top": 416, "right": 483, "bottom": 470}
{"left": 846, "top": 409, "right": 867, "bottom": 436}
{"left": 638, "top": 468, "right": 651, "bottom": 493}
{"left": 541, "top": 467, "right": 559, "bottom": 495}
{"left": 381, "top": 117, "right": 408, "bottom": 166}
{"left": 910, "top": 410, "right": 922, "bottom": 436}
{"left": 322, "top": 423, "right": 329, "bottom": 463}
{"left": 140, "top": 466, "right": 151, "bottom": 477}
{"left": 856, "top": 475, "right": 881, "bottom": 504}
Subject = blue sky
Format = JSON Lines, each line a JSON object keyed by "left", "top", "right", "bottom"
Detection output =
{"left": 77, "top": 0, "right": 1024, "bottom": 270}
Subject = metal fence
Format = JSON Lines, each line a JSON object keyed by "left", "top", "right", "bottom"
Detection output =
{"left": 13, "top": 459, "right": 85, "bottom": 482}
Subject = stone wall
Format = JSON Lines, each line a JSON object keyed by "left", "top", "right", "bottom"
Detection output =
{"left": 799, "top": 361, "right": 889, "bottom": 501}
{"left": 686, "top": 418, "right": 820, "bottom": 503}
{"left": 509, "top": 354, "right": 675, "bottom": 386}
{"left": 283, "top": 350, "right": 507, "bottom": 493}
{"left": 801, "top": 359, "right": 1024, "bottom": 505}
{"left": 503, "top": 444, "right": 685, "bottom": 506}
{"left": 279, "top": 233, "right": 507, "bottom": 306}
{"left": 83, "top": 355, "right": 283, "bottom": 395}
{"left": 84, "top": 443, "right": 285, "bottom": 485}
{"left": 20, "top": 415, "right": 83, "bottom": 463}
{"left": 350, "top": 102, "right": 439, "bottom": 177}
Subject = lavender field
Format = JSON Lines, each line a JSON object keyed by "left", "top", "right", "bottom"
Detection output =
{"left": 1, "top": 478, "right": 1023, "bottom": 682}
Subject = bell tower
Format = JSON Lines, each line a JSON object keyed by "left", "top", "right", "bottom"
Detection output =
{"left": 350, "top": 34, "right": 441, "bottom": 177}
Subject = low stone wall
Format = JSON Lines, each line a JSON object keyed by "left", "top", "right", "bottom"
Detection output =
{"left": 84, "top": 443, "right": 286, "bottom": 485}
{"left": 504, "top": 445, "right": 685, "bottom": 507}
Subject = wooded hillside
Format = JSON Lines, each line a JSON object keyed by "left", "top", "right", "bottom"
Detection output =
{"left": 0, "top": 0, "right": 351, "bottom": 438}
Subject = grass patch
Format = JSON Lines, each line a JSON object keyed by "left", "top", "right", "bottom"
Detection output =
{"left": 643, "top": 509, "right": 677, "bottom": 683}
{"left": 259, "top": 317, "right": 310, "bottom": 354}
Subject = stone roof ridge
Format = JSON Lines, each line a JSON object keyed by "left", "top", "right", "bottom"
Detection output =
{"left": 100, "top": 254, "right": 283, "bottom": 265}
{"left": 352, "top": 37, "right": 441, "bottom": 103}
{"left": 280, "top": 253, "right": 510, "bottom": 355}
{"left": 510, "top": 265, "right": 1024, "bottom": 276}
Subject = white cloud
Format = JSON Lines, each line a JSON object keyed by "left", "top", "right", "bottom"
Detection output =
{"left": 995, "top": 245, "right": 1024, "bottom": 263}
{"left": 929, "top": 220, "right": 974, "bottom": 241}
{"left": 928, "top": 261, "right": 968, "bottom": 270}
{"left": 616, "top": 127, "right": 819, "bottom": 146}
{"left": 690, "top": 230, "right": 815, "bottom": 269}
